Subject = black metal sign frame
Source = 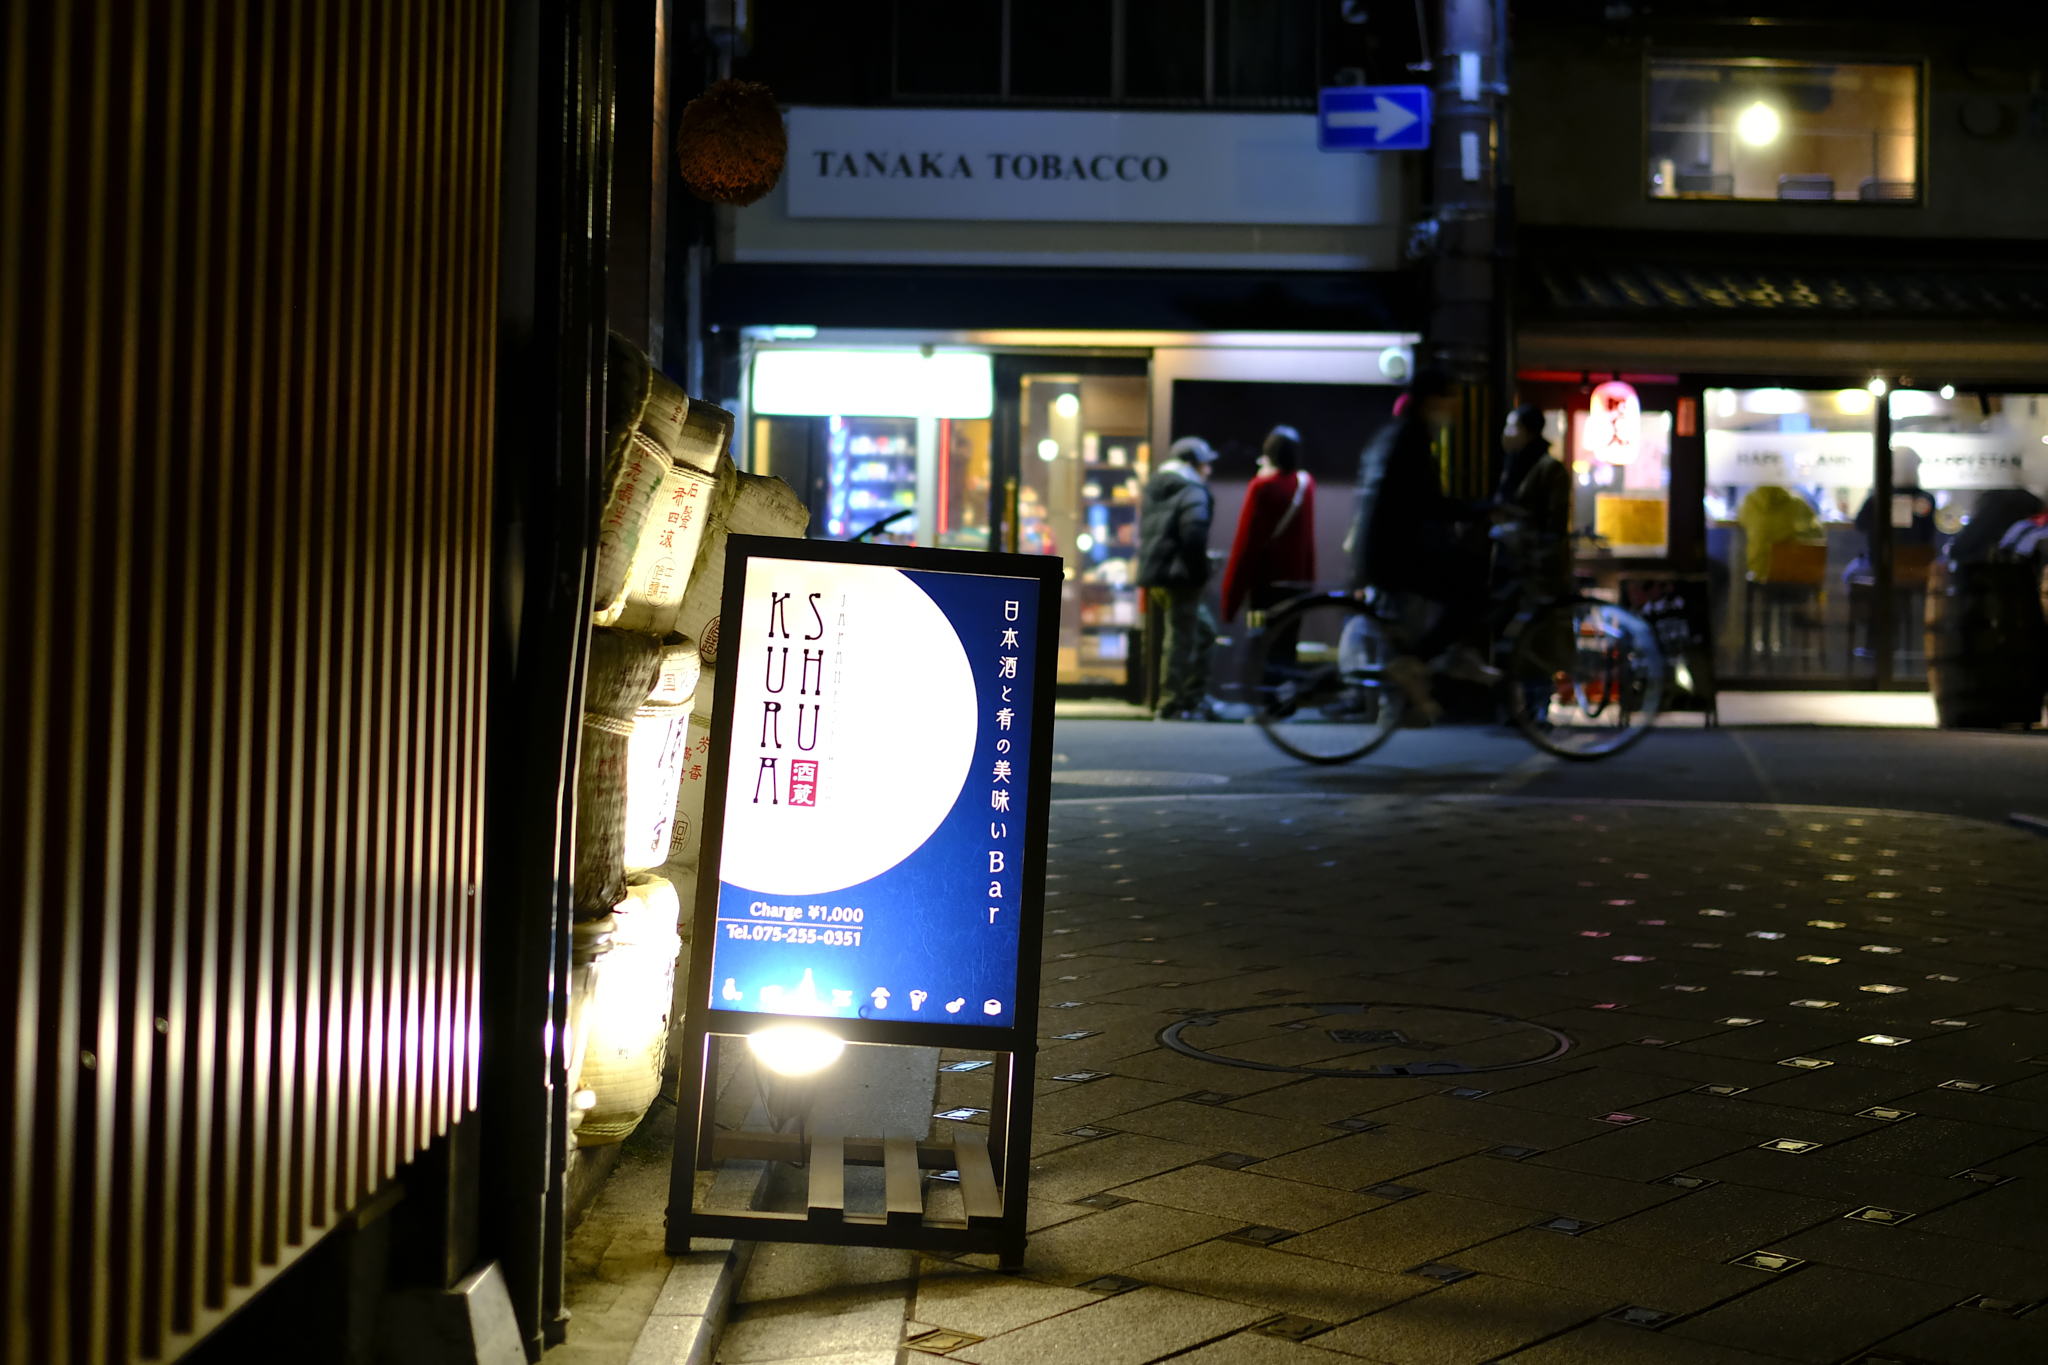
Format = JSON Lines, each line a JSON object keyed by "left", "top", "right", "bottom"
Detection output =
{"left": 664, "top": 536, "right": 1061, "bottom": 1264}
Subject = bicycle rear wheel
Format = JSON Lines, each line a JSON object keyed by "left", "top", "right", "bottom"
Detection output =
{"left": 1252, "top": 595, "right": 1407, "bottom": 764}
{"left": 1506, "top": 599, "right": 1664, "bottom": 760}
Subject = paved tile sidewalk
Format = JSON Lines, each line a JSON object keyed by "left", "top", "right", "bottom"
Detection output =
{"left": 890, "top": 795, "right": 2048, "bottom": 1365}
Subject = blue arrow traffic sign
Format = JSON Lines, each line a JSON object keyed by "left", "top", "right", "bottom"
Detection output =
{"left": 1318, "top": 85, "right": 1432, "bottom": 152}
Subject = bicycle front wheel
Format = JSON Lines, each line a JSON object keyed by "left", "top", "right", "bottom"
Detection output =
{"left": 1506, "top": 599, "right": 1665, "bottom": 760}
{"left": 1251, "top": 595, "right": 1407, "bottom": 765}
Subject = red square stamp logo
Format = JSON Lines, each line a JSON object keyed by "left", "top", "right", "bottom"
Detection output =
{"left": 789, "top": 760, "right": 818, "bottom": 807}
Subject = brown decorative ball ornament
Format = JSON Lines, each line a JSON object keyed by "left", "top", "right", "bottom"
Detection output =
{"left": 675, "top": 80, "right": 786, "bottom": 205}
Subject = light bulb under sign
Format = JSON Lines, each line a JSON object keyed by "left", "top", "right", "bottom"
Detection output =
{"left": 748, "top": 1024, "right": 845, "bottom": 1077}
{"left": 1053, "top": 393, "right": 1080, "bottom": 419}
{"left": 1036, "top": 438, "right": 1060, "bottom": 462}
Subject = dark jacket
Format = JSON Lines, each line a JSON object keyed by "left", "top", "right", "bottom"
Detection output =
{"left": 1501, "top": 436, "right": 1573, "bottom": 595}
{"left": 1137, "top": 463, "right": 1214, "bottom": 588}
{"left": 1348, "top": 414, "right": 1483, "bottom": 590}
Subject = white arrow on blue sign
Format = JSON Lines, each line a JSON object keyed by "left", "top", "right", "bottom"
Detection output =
{"left": 1318, "top": 85, "right": 1432, "bottom": 152}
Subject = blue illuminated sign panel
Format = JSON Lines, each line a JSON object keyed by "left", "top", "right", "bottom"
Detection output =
{"left": 698, "top": 540, "right": 1057, "bottom": 1035}
{"left": 1317, "top": 86, "right": 1432, "bottom": 152}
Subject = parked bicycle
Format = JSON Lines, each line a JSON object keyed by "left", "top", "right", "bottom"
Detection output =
{"left": 1248, "top": 556, "right": 1666, "bottom": 764}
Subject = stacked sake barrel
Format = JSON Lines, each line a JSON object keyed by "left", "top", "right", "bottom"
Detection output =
{"left": 568, "top": 335, "right": 808, "bottom": 1145}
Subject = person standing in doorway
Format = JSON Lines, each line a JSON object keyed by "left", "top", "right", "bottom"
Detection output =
{"left": 1221, "top": 425, "right": 1317, "bottom": 627}
{"left": 1138, "top": 437, "right": 1220, "bottom": 720}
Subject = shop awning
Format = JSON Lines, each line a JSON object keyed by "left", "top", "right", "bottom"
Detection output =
{"left": 1528, "top": 258, "right": 2048, "bottom": 321}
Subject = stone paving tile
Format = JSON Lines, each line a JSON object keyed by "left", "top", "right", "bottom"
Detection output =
{"left": 1249, "top": 1128, "right": 1496, "bottom": 1191}
{"left": 907, "top": 1271, "right": 1099, "bottom": 1339}
{"left": 1770, "top": 1216, "right": 2048, "bottom": 1300}
{"left": 1737, "top": 1060, "right": 1947, "bottom": 1115}
{"left": 1683, "top": 1146, "right": 1978, "bottom": 1213}
{"left": 1906, "top": 1181, "right": 2048, "bottom": 1252}
{"left": 1109, "top": 1163, "right": 1373, "bottom": 1231}
{"left": 1484, "top": 1065, "right": 1697, "bottom": 1117}
{"left": 1357, "top": 1093, "right": 1612, "bottom": 1151}
{"left": 1561, "top": 1043, "right": 1791, "bottom": 1089}
{"left": 1501, "top": 1319, "right": 1802, "bottom": 1364}
{"left": 1283, "top": 1193, "right": 1536, "bottom": 1274}
{"left": 949, "top": 1285, "right": 1266, "bottom": 1365}
{"left": 1886, "top": 1085, "right": 2048, "bottom": 1132}
{"left": 1589, "top": 1183, "right": 1846, "bottom": 1261}
{"left": 1405, "top": 1153, "right": 1683, "bottom": 1222}
{"left": 1628, "top": 1090, "right": 1891, "bottom": 1142}
{"left": 1311, "top": 1272, "right": 1616, "bottom": 1365}
{"left": 1022, "top": 1130, "right": 1217, "bottom": 1204}
{"left": 1868, "top": 1305, "right": 2048, "bottom": 1365}
{"left": 1108, "top": 1099, "right": 1346, "bottom": 1158}
{"left": 735, "top": 1244, "right": 917, "bottom": 1303}
{"left": 975, "top": 1199, "right": 1237, "bottom": 1286}
{"left": 1130, "top": 1238, "right": 1427, "bottom": 1323}
{"left": 715, "top": 1279, "right": 911, "bottom": 1364}
{"left": 1029, "top": 1074, "right": 1189, "bottom": 1131}
{"left": 1456, "top": 1227, "right": 1769, "bottom": 1314}
{"left": 1162, "top": 1333, "right": 1366, "bottom": 1365}
{"left": 1666, "top": 1263, "right": 1960, "bottom": 1363}
{"left": 1534, "top": 1118, "right": 1762, "bottom": 1182}
{"left": 1224, "top": 1076, "right": 1455, "bottom": 1122}
{"left": 1095, "top": 1046, "right": 1307, "bottom": 1096}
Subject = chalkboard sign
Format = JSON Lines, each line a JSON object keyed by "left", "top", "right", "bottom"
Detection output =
{"left": 688, "top": 536, "right": 1062, "bottom": 1048}
{"left": 1619, "top": 575, "right": 1718, "bottom": 719}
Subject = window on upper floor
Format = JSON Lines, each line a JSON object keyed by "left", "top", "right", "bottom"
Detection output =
{"left": 746, "top": 0, "right": 1415, "bottom": 109}
{"left": 1646, "top": 58, "right": 1921, "bottom": 205}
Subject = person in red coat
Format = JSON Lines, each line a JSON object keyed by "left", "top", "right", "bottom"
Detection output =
{"left": 1221, "top": 426, "right": 1316, "bottom": 623}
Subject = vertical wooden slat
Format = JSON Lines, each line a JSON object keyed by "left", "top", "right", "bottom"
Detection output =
{"left": 883, "top": 1138, "right": 922, "bottom": 1227}
{"left": 1, "top": 1, "right": 506, "bottom": 1358}
{"left": 807, "top": 1135, "right": 845, "bottom": 1223}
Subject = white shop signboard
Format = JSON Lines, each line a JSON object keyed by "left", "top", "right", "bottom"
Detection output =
{"left": 784, "top": 106, "right": 1388, "bottom": 225}
{"left": 1705, "top": 431, "right": 1872, "bottom": 487}
{"left": 1901, "top": 429, "right": 2048, "bottom": 489}
{"left": 1708, "top": 427, "right": 2048, "bottom": 489}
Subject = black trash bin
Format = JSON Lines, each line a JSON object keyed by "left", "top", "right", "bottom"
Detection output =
{"left": 1925, "top": 559, "right": 2048, "bottom": 729}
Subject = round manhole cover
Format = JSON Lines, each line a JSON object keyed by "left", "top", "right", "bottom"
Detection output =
{"left": 1050, "top": 769, "right": 1230, "bottom": 787}
{"left": 1158, "top": 1001, "right": 1571, "bottom": 1078}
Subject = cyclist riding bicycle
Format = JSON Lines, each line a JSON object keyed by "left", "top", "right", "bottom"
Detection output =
{"left": 1347, "top": 368, "right": 1501, "bottom": 720}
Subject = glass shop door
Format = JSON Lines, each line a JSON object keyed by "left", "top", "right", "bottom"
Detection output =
{"left": 990, "top": 356, "right": 1152, "bottom": 695}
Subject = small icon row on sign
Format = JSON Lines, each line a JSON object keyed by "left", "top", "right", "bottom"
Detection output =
{"left": 869, "top": 986, "right": 1001, "bottom": 1016}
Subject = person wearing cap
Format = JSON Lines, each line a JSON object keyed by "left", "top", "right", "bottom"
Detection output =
{"left": 1139, "top": 437, "right": 1220, "bottom": 719}
{"left": 1349, "top": 369, "right": 1498, "bottom": 720}
{"left": 1221, "top": 426, "right": 1317, "bottom": 634}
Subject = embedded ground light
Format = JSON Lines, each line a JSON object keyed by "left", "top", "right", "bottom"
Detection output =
{"left": 748, "top": 1024, "right": 846, "bottom": 1077}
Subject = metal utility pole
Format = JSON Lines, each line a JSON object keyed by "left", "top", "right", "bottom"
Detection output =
{"left": 1425, "top": 0, "right": 1509, "bottom": 495}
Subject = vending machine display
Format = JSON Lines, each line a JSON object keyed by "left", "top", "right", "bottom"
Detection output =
{"left": 825, "top": 415, "right": 918, "bottom": 541}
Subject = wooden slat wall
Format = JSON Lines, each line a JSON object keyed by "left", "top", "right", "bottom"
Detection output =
{"left": 0, "top": 3, "right": 503, "bottom": 1362}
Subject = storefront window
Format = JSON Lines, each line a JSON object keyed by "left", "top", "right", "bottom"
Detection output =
{"left": 1647, "top": 59, "right": 1919, "bottom": 204}
{"left": 1571, "top": 400, "right": 1671, "bottom": 558}
{"left": 1889, "top": 390, "right": 2048, "bottom": 681}
{"left": 1533, "top": 390, "right": 1673, "bottom": 563}
{"left": 1704, "top": 387, "right": 1877, "bottom": 680}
